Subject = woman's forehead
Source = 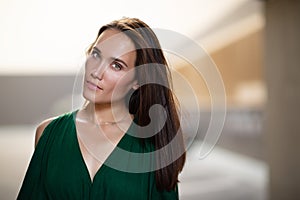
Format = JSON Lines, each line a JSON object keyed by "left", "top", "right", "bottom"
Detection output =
{"left": 94, "top": 29, "right": 136, "bottom": 58}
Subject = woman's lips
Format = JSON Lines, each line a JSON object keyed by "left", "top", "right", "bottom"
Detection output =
{"left": 86, "top": 80, "right": 103, "bottom": 91}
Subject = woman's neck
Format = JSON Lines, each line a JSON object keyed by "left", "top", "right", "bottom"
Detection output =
{"left": 84, "top": 101, "right": 130, "bottom": 124}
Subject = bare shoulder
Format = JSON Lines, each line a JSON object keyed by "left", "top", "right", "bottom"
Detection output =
{"left": 35, "top": 116, "right": 57, "bottom": 147}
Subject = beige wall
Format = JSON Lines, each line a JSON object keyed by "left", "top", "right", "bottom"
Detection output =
{"left": 211, "top": 29, "right": 265, "bottom": 107}
{"left": 173, "top": 28, "right": 265, "bottom": 109}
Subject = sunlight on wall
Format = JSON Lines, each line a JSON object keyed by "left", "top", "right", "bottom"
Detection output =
{"left": 0, "top": 0, "right": 253, "bottom": 74}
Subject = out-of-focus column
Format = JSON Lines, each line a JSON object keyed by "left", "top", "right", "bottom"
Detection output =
{"left": 265, "top": 0, "right": 300, "bottom": 200}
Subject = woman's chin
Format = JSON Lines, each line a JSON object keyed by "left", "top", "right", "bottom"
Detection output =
{"left": 82, "top": 90, "right": 98, "bottom": 103}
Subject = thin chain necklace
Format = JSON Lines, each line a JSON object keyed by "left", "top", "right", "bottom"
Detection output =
{"left": 95, "top": 114, "right": 128, "bottom": 126}
{"left": 83, "top": 104, "right": 129, "bottom": 126}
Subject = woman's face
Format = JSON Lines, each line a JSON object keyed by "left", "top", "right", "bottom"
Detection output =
{"left": 83, "top": 29, "right": 137, "bottom": 105}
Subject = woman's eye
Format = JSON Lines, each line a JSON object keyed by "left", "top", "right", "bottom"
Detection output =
{"left": 111, "top": 62, "right": 122, "bottom": 71}
{"left": 91, "top": 51, "right": 100, "bottom": 59}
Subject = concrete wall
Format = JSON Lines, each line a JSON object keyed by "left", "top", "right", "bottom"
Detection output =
{"left": 265, "top": 0, "right": 300, "bottom": 199}
{"left": 0, "top": 75, "right": 75, "bottom": 125}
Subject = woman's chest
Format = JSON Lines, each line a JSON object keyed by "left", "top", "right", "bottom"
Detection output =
{"left": 43, "top": 145, "right": 152, "bottom": 200}
{"left": 44, "top": 157, "right": 151, "bottom": 200}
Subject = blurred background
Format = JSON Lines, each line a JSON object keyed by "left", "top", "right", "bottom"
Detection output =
{"left": 1, "top": 0, "right": 299, "bottom": 199}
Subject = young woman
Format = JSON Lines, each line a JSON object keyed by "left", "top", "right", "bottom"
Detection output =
{"left": 17, "top": 17, "right": 186, "bottom": 200}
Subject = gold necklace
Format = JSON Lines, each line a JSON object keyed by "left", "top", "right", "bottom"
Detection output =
{"left": 94, "top": 114, "right": 129, "bottom": 126}
{"left": 83, "top": 105, "right": 129, "bottom": 126}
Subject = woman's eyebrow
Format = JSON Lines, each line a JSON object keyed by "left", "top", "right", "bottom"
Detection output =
{"left": 93, "top": 46, "right": 101, "bottom": 54}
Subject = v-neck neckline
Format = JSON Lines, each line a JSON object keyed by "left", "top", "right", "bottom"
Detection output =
{"left": 71, "top": 109, "right": 133, "bottom": 185}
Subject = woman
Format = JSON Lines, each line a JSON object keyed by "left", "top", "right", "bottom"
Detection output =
{"left": 17, "top": 17, "right": 186, "bottom": 200}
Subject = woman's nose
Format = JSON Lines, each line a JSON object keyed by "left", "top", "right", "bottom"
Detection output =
{"left": 92, "top": 62, "right": 108, "bottom": 80}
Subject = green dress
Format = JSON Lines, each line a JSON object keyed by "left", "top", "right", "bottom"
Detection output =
{"left": 17, "top": 111, "right": 178, "bottom": 200}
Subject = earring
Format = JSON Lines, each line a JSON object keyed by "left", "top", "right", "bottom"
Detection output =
{"left": 132, "top": 84, "right": 139, "bottom": 90}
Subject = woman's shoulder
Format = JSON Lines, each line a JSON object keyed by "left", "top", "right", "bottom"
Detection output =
{"left": 35, "top": 117, "right": 56, "bottom": 147}
{"left": 34, "top": 110, "right": 77, "bottom": 147}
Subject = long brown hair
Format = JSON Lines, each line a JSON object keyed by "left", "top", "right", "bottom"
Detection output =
{"left": 87, "top": 17, "right": 186, "bottom": 191}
